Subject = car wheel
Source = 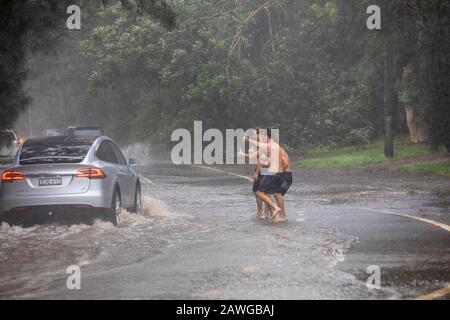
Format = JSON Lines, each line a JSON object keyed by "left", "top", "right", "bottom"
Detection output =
{"left": 132, "top": 183, "right": 142, "bottom": 215}
{"left": 108, "top": 189, "right": 122, "bottom": 226}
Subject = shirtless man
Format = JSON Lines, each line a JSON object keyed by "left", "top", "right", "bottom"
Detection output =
{"left": 242, "top": 129, "right": 283, "bottom": 221}
{"left": 252, "top": 129, "right": 264, "bottom": 219}
{"left": 273, "top": 147, "right": 292, "bottom": 222}
{"left": 243, "top": 129, "right": 292, "bottom": 223}
{"left": 244, "top": 128, "right": 266, "bottom": 219}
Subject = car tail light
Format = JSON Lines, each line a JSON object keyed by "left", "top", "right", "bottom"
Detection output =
{"left": 72, "top": 204, "right": 93, "bottom": 208}
{"left": 1, "top": 170, "right": 25, "bottom": 182}
{"left": 11, "top": 207, "right": 27, "bottom": 212}
{"left": 75, "top": 167, "right": 106, "bottom": 179}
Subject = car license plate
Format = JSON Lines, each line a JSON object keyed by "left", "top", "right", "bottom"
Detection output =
{"left": 39, "top": 177, "right": 62, "bottom": 186}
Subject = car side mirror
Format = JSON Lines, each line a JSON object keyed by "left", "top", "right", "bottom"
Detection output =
{"left": 129, "top": 158, "right": 140, "bottom": 167}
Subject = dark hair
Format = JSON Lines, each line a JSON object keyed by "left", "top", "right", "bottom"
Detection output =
{"left": 266, "top": 128, "right": 272, "bottom": 139}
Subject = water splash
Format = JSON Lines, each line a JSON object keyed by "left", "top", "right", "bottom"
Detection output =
{"left": 91, "top": 219, "right": 116, "bottom": 230}
{"left": 122, "top": 142, "right": 152, "bottom": 165}
{"left": 141, "top": 196, "right": 172, "bottom": 218}
{"left": 96, "top": 196, "right": 175, "bottom": 228}
{"left": 0, "top": 197, "right": 172, "bottom": 237}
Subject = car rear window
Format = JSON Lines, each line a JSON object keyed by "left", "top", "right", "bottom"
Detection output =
{"left": 19, "top": 137, "right": 94, "bottom": 164}
{"left": 73, "top": 129, "right": 102, "bottom": 137}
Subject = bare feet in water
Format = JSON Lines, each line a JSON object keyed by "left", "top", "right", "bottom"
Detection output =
{"left": 272, "top": 211, "right": 287, "bottom": 223}
{"left": 256, "top": 211, "right": 265, "bottom": 220}
{"left": 264, "top": 205, "right": 271, "bottom": 218}
{"left": 270, "top": 206, "right": 282, "bottom": 221}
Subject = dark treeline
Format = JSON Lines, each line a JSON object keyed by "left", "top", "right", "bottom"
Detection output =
{"left": 2, "top": 0, "right": 450, "bottom": 154}
{"left": 0, "top": 0, "right": 66, "bottom": 130}
{"left": 0, "top": 0, "right": 175, "bottom": 134}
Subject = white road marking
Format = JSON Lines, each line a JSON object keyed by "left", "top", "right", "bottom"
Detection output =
{"left": 361, "top": 207, "right": 450, "bottom": 233}
{"left": 139, "top": 175, "right": 154, "bottom": 185}
{"left": 358, "top": 207, "right": 450, "bottom": 300}
{"left": 191, "top": 165, "right": 450, "bottom": 300}
{"left": 191, "top": 165, "right": 254, "bottom": 182}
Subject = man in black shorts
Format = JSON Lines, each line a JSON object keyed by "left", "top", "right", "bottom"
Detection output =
{"left": 243, "top": 128, "right": 292, "bottom": 222}
{"left": 248, "top": 128, "right": 266, "bottom": 219}
{"left": 252, "top": 129, "right": 283, "bottom": 220}
{"left": 273, "top": 147, "right": 292, "bottom": 222}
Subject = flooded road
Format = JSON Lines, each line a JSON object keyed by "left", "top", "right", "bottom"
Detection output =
{"left": 0, "top": 161, "right": 449, "bottom": 299}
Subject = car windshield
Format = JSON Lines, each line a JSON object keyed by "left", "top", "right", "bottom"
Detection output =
{"left": 0, "top": 132, "right": 15, "bottom": 147}
{"left": 19, "top": 137, "right": 94, "bottom": 165}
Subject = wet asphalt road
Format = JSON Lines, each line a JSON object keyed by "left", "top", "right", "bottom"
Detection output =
{"left": 0, "top": 161, "right": 449, "bottom": 299}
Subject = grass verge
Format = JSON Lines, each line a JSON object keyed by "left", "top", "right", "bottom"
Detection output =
{"left": 397, "top": 160, "right": 450, "bottom": 177}
{"left": 299, "top": 135, "right": 446, "bottom": 170}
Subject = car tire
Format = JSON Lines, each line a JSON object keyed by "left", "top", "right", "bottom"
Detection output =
{"left": 131, "top": 183, "right": 142, "bottom": 215}
{"left": 108, "top": 189, "right": 122, "bottom": 226}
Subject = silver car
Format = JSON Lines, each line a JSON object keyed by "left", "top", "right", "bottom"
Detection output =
{"left": 0, "top": 136, "right": 142, "bottom": 226}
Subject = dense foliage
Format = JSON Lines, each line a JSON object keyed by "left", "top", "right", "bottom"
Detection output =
{"left": 0, "top": 0, "right": 67, "bottom": 130}
{"left": 78, "top": 0, "right": 384, "bottom": 148}
{"left": 3, "top": 0, "right": 450, "bottom": 153}
{"left": 0, "top": 0, "right": 174, "bottom": 131}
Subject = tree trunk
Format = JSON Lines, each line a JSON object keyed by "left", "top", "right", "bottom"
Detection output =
{"left": 384, "top": 33, "right": 394, "bottom": 158}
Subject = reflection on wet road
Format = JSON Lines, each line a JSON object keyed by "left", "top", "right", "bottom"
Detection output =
{"left": 0, "top": 161, "right": 449, "bottom": 299}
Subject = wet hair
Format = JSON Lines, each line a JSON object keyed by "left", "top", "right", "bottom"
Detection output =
{"left": 256, "top": 128, "right": 271, "bottom": 140}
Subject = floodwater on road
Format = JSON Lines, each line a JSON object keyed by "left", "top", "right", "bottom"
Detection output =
{"left": 0, "top": 161, "right": 449, "bottom": 299}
